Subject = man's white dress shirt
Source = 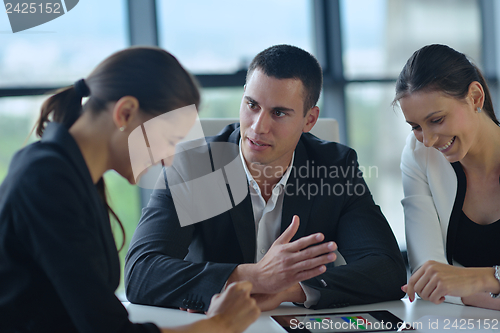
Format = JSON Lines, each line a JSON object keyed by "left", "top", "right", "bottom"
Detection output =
{"left": 238, "top": 139, "right": 320, "bottom": 307}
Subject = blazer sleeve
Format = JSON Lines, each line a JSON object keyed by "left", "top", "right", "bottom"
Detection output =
{"left": 13, "top": 156, "right": 159, "bottom": 333}
{"left": 301, "top": 149, "right": 407, "bottom": 309}
{"left": 400, "top": 134, "right": 448, "bottom": 272}
{"left": 124, "top": 169, "right": 238, "bottom": 312}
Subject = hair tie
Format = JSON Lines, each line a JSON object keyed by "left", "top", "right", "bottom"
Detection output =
{"left": 74, "top": 79, "right": 90, "bottom": 98}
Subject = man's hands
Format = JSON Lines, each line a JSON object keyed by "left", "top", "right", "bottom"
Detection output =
{"left": 205, "top": 281, "right": 260, "bottom": 333}
{"left": 402, "top": 260, "right": 500, "bottom": 305}
{"left": 253, "top": 215, "right": 336, "bottom": 294}
{"left": 227, "top": 215, "right": 337, "bottom": 310}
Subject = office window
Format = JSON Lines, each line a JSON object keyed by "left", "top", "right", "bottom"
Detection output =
{"left": 157, "top": 0, "right": 314, "bottom": 74}
{"left": 0, "top": 0, "right": 127, "bottom": 87}
{"left": 0, "top": 96, "right": 44, "bottom": 180}
{"left": 345, "top": 83, "right": 409, "bottom": 245}
{"left": 341, "top": 0, "right": 481, "bottom": 80}
{"left": 158, "top": 0, "right": 315, "bottom": 118}
{"left": 198, "top": 87, "right": 243, "bottom": 118}
{"left": 341, "top": 0, "right": 481, "bottom": 246}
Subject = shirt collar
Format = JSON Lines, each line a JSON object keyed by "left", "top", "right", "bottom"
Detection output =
{"left": 238, "top": 138, "right": 294, "bottom": 188}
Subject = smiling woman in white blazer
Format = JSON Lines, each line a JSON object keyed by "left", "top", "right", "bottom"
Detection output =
{"left": 395, "top": 44, "right": 500, "bottom": 311}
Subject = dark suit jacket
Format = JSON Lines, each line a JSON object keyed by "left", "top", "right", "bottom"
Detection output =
{"left": 125, "top": 123, "right": 406, "bottom": 311}
{"left": 0, "top": 123, "right": 158, "bottom": 333}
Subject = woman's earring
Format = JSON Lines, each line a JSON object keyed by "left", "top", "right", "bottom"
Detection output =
{"left": 477, "top": 107, "right": 482, "bottom": 113}
{"left": 120, "top": 126, "right": 126, "bottom": 132}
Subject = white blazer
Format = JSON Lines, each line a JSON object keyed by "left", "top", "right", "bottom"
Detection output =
{"left": 401, "top": 133, "right": 464, "bottom": 304}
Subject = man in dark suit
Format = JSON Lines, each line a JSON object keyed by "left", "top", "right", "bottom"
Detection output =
{"left": 125, "top": 45, "right": 406, "bottom": 312}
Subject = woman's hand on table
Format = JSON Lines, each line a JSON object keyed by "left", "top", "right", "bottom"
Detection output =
{"left": 402, "top": 260, "right": 500, "bottom": 305}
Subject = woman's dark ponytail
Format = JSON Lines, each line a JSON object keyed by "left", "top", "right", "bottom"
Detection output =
{"left": 36, "top": 79, "right": 90, "bottom": 137}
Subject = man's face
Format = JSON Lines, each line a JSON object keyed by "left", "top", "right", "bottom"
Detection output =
{"left": 239, "top": 69, "right": 317, "bottom": 170}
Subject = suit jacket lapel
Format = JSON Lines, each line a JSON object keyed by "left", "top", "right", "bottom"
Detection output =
{"left": 281, "top": 138, "right": 313, "bottom": 241}
{"left": 229, "top": 194, "right": 256, "bottom": 263}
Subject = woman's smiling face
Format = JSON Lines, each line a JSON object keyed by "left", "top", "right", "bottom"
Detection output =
{"left": 400, "top": 89, "right": 480, "bottom": 163}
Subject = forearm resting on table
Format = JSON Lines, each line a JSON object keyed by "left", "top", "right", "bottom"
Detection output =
{"left": 171, "top": 281, "right": 260, "bottom": 333}
{"left": 226, "top": 265, "right": 306, "bottom": 303}
{"left": 464, "top": 267, "right": 500, "bottom": 296}
{"left": 461, "top": 268, "right": 500, "bottom": 310}
{"left": 462, "top": 293, "right": 500, "bottom": 311}
{"left": 481, "top": 267, "right": 500, "bottom": 295}
{"left": 250, "top": 284, "right": 307, "bottom": 311}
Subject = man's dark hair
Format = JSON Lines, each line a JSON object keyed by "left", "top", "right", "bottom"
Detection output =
{"left": 247, "top": 44, "right": 323, "bottom": 115}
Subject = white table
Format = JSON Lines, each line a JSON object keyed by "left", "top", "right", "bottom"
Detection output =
{"left": 125, "top": 298, "right": 500, "bottom": 332}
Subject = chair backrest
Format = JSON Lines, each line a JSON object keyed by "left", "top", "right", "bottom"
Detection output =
{"left": 200, "top": 118, "right": 339, "bottom": 142}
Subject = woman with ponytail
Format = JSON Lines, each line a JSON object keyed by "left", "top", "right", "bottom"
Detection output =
{"left": 394, "top": 44, "right": 500, "bottom": 310}
{"left": 0, "top": 47, "right": 260, "bottom": 332}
